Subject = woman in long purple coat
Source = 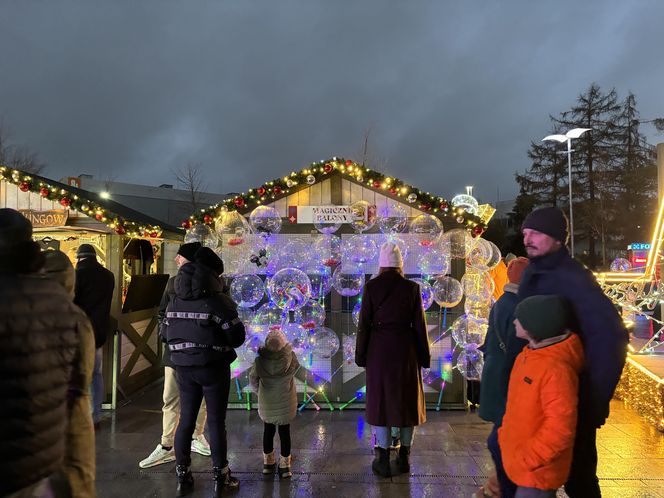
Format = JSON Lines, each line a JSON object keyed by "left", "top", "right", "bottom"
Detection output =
{"left": 355, "top": 242, "right": 430, "bottom": 477}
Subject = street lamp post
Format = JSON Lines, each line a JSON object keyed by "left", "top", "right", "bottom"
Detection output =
{"left": 542, "top": 128, "right": 591, "bottom": 257}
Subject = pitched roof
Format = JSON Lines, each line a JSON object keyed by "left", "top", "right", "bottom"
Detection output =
{"left": 0, "top": 165, "right": 181, "bottom": 239}
{"left": 185, "top": 157, "right": 488, "bottom": 235}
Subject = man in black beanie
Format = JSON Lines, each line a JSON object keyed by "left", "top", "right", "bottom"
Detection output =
{"left": 518, "top": 206, "right": 628, "bottom": 498}
{"left": 139, "top": 241, "right": 212, "bottom": 469}
{"left": 0, "top": 209, "right": 88, "bottom": 496}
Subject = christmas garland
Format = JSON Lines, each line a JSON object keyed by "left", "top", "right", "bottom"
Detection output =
{"left": 183, "top": 157, "right": 486, "bottom": 236}
{"left": 0, "top": 165, "right": 164, "bottom": 238}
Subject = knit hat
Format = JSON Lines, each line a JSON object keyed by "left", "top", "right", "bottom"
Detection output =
{"left": 521, "top": 207, "right": 569, "bottom": 243}
{"left": 177, "top": 241, "right": 202, "bottom": 262}
{"left": 515, "top": 295, "right": 571, "bottom": 342}
{"left": 506, "top": 257, "right": 529, "bottom": 284}
{"left": 194, "top": 246, "right": 224, "bottom": 275}
{"left": 265, "top": 329, "right": 289, "bottom": 352}
{"left": 378, "top": 242, "right": 403, "bottom": 268}
{"left": 0, "top": 208, "right": 32, "bottom": 248}
{"left": 76, "top": 243, "right": 97, "bottom": 259}
{"left": 43, "top": 250, "right": 76, "bottom": 297}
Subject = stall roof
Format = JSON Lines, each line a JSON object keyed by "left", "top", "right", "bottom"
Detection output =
{"left": 0, "top": 165, "right": 182, "bottom": 240}
{"left": 185, "top": 157, "right": 489, "bottom": 236}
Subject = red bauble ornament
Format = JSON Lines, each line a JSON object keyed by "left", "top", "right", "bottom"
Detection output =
{"left": 389, "top": 187, "right": 397, "bottom": 195}
{"left": 116, "top": 226, "right": 126, "bottom": 235}
{"left": 257, "top": 186, "right": 266, "bottom": 196}
{"left": 421, "top": 203, "right": 431, "bottom": 211}
{"left": 19, "top": 182, "right": 31, "bottom": 192}
{"left": 472, "top": 225, "right": 485, "bottom": 237}
{"left": 150, "top": 231, "right": 158, "bottom": 238}
{"left": 39, "top": 187, "right": 50, "bottom": 197}
{"left": 203, "top": 214, "right": 213, "bottom": 224}
{"left": 234, "top": 197, "right": 245, "bottom": 208}
{"left": 181, "top": 219, "right": 192, "bottom": 229}
{"left": 59, "top": 197, "right": 71, "bottom": 207}
{"left": 273, "top": 186, "right": 282, "bottom": 195}
{"left": 372, "top": 180, "right": 381, "bottom": 188}
{"left": 323, "top": 163, "right": 333, "bottom": 173}
{"left": 95, "top": 213, "right": 103, "bottom": 221}
{"left": 439, "top": 201, "right": 449, "bottom": 211}
{"left": 345, "top": 159, "right": 353, "bottom": 166}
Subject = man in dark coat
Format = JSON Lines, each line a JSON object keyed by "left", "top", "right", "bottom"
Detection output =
{"left": 356, "top": 242, "right": 430, "bottom": 477}
{"left": 517, "top": 207, "right": 628, "bottom": 498}
{"left": 74, "top": 243, "right": 115, "bottom": 426}
{"left": 139, "top": 241, "right": 212, "bottom": 469}
{"left": 0, "top": 209, "right": 87, "bottom": 496}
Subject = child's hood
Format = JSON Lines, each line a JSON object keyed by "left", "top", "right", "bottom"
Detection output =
{"left": 526, "top": 332, "right": 585, "bottom": 373}
{"left": 256, "top": 343, "right": 298, "bottom": 378}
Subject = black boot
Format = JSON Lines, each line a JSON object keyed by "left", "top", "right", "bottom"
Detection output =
{"left": 371, "top": 447, "right": 391, "bottom": 477}
{"left": 175, "top": 464, "right": 194, "bottom": 497}
{"left": 212, "top": 466, "right": 240, "bottom": 497}
{"left": 396, "top": 445, "right": 410, "bottom": 473}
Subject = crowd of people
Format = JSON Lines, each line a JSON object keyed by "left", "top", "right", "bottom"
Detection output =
{"left": 0, "top": 205, "right": 629, "bottom": 498}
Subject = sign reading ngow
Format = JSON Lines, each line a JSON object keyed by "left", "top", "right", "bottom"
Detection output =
{"left": 288, "top": 205, "right": 376, "bottom": 224}
{"left": 19, "top": 209, "right": 68, "bottom": 228}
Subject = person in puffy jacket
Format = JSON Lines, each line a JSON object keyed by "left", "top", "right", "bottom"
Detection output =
{"left": 249, "top": 329, "right": 300, "bottom": 479}
{"left": 164, "top": 247, "right": 245, "bottom": 498}
{"left": 43, "top": 250, "right": 97, "bottom": 498}
{"left": 499, "top": 295, "right": 584, "bottom": 498}
{"left": 0, "top": 209, "right": 86, "bottom": 497}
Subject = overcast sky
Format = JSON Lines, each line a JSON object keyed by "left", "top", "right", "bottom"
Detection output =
{"left": 1, "top": 1, "right": 663, "bottom": 204}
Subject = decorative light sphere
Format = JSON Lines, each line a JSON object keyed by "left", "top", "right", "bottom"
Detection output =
{"left": 610, "top": 258, "right": 632, "bottom": 272}
{"left": 306, "top": 174, "right": 316, "bottom": 185}
{"left": 215, "top": 210, "right": 251, "bottom": 244}
{"left": 230, "top": 274, "right": 265, "bottom": 308}
{"left": 249, "top": 206, "right": 282, "bottom": 236}
{"left": 349, "top": 200, "right": 376, "bottom": 233}
{"left": 313, "top": 235, "right": 342, "bottom": 268}
{"left": 295, "top": 300, "right": 326, "bottom": 329}
{"left": 464, "top": 301, "right": 491, "bottom": 321}
{"left": 184, "top": 223, "right": 219, "bottom": 249}
{"left": 311, "top": 327, "right": 340, "bottom": 359}
{"left": 343, "top": 235, "right": 378, "bottom": 266}
{"left": 307, "top": 270, "right": 333, "bottom": 299}
{"left": 250, "top": 302, "right": 284, "bottom": 335}
{"left": 417, "top": 249, "right": 450, "bottom": 277}
{"left": 440, "top": 228, "right": 477, "bottom": 259}
{"left": 456, "top": 344, "right": 484, "bottom": 380}
{"left": 410, "top": 214, "right": 443, "bottom": 246}
{"left": 411, "top": 278, "right": 434, "bottom": 310}
{"left": 332, "top": 265, "right": 364, "bottom": 297}
{"left": 407, "top": 193, "right": 417, "bottom": 203}
{"left": 468, "top": 238, "right": 501, "bottom": 271}
{"left": 451, "top": 315, "right": 488, "bottom": 346}
{"left": 267, "top": 268, "right": 311, "bottom": 311}
{"left": 377, "top": 203, "right": 408, "bottom": 234}
{"left": 432, "top": 276, "right": 464, "bottom": 308}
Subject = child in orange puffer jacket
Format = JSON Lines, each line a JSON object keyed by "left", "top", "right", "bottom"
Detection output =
{"left": 499, "top": 295, "right": 584, "bottom": 498}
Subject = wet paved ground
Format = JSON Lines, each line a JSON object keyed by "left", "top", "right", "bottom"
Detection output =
{"left": 97, "top": 383, "right": 664, "bottom": 497}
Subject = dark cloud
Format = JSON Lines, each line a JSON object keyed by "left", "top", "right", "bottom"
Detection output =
{"left": 1, "top": 1, "right": 663, "bottom": 205}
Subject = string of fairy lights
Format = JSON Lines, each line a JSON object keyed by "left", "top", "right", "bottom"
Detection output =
{"left": 0, "top": 165, "right": 164, "bottom": 238}
{"left": 183, "top": 157, "right": 488, "bottom": 236}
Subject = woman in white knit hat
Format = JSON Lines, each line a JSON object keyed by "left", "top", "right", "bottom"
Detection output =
{"left": 355, "top": 242, "right": 431, "bottom": 477}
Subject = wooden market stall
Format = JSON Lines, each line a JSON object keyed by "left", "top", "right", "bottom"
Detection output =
{"left": 0, "top": 166, "right": 183, "bottom": 408}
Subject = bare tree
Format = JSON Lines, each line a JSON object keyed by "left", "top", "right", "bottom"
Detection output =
{"left": 172, "top": 162, "right": 205, "bottom": 211}
{"left": 0, "top": 120, "right": 46, "bottom": 174}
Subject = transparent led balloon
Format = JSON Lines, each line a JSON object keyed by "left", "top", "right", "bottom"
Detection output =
{"left": 451, "top": 315, "right": 488, "bottom": 346}
{"left": 417, "top": 249, "right": 450, "bottom": 277}
{"left": 332, "top": 265, "right": 364, "bottom": 297}
{"left": 377, "top": 203, "right": 408, "bottom": 234}
{"left": 307, "top": 270, "right": 333, "bottom": 299}
{"left": 283, "top": 322, "right": 309, "bottom": 352}
{"left": 349, "top": 200, "right": 376, "bottom": 233}
{"left": 456, "top": 344, "right": 484, "bottom": 380}
{"left": 184, "top": 223, "right": 219, "bottom": 248}
{"left": 313, "top": 235, "right": 342, "bottom": 269}
{"left": 352, "top": 301, "right": 362, "bottom": 327}
{"left": 451, "top": 194, "right": 479, "bottom": 216}
{"left": 343, "top": 235, "right": 377, "bottom": 266}
{"left": 249, "top": 206, "right": 282, "bottom": 236}
{"left": 244, "top": 331, "right": 268, "bottom": 354}
{"left": 411, "top": 278, "right": 434, "bottom": 310}
{"left": 267, "top": 268, "right": 311, "bottom": 311}
{"left": 440, "top": 228, "right": 477, "bottom": 259}
{"left": 468, "top": 238, "right": 501, "bottom": 271}
{"left": 464, "top": 301, "right": 491, "bottom": 321}
{"left": 230, "top": 274, "right": 265, "bottom": 308}
{"left": 343, "top": 332, "right": 357, "bottom": 364}
{"left": 410, "top": 214, "right": 443, "bottom": 247}
{"left": 461, "top": 270, "right": 494, "bottom": 304}
{"left": 295, "top": 300, "right": 326, "bottom": 330}
{"left": 250, "top": 302, "right": 285, "bottom": 335}
{"left": 432, "top": 276, "right": 464, "bottom": 308}
{"left": 610, "top": 258, "right": 632, "bottom": 272}
{"left": 215, "top": 211, "right": 252, "bottom": 245}
{"left": 311, "top": 327, "right": 340, "bottom": 359}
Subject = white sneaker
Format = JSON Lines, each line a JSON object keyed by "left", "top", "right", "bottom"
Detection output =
{"left": 139, "top": 444, "right": 175, "bottom": 468}
{"left": 191, "top": 434, "right": 211, "bottom": 457}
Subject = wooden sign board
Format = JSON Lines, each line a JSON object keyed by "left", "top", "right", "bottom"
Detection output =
{"left": 19, "top": 209, "right": 69, "bottom": 228}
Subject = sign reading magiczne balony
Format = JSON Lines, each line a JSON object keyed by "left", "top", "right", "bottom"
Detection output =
{"left": 288, "top": 205, "right": 376, "bottom": 224}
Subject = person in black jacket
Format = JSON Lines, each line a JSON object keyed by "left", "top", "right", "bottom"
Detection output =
{"left": 139, "top": 242, "right": 213, "bottom": 469}
{"left": 517, "top": 207, "right": 629, "bottom": 498}
{"left": 74, "top": 243, "right": 115, "bottom": 427}
{"left": 164, "top": 247, "right": 246, "bottom": 497}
